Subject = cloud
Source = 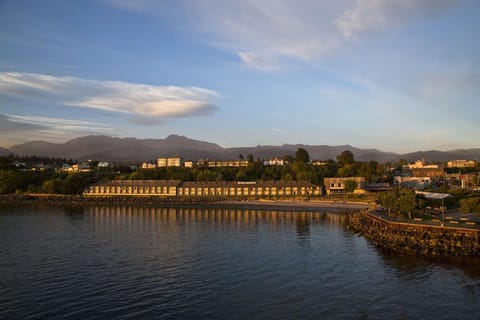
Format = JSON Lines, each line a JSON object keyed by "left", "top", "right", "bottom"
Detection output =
{"left": 0, "top": 114, "right": 47, "bottom": 133}
{"left": 336, "top": 0, "right": 456, "bottom": 38}
{"left": 0, "top": 72, "right": 219, "bottom": 122}
{"left": 0, "top": 114, "right": 114, "bottom": 147}
{"left": 189, "top": 0, "right": 343, "bottom": 69}
{"left": 7, "top": 115, "right": 113, "bottom": 132}
{"left": 106, "top": 0, "right": 457, "bottom": 70}
{"left": 107, "top": 0, "right": 344, "bottom": 70}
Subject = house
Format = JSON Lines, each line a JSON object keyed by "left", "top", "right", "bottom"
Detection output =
{"left": 324, "top": 177, "right": 366, "bottom": 194}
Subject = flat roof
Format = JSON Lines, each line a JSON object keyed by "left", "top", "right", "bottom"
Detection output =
{"left": 415, "top": 191, "right": 452, "bottom": 200}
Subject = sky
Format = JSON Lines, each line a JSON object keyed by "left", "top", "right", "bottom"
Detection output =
{"left": 0, "top": 0, "right": 479, "bottom": 153}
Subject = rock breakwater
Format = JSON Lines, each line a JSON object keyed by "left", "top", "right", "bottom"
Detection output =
{"left": 347, "top": 211, "right": 480, "bottom": 256}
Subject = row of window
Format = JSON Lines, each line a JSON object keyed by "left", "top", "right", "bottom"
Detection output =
{"left": 87, "top": 186, "right": 319, "bottom": 196}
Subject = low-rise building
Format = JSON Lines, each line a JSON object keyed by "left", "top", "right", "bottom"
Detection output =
{"left": 311, "top": 160, "right": 327, "bottom": 166}
{"left": 141, "top": 162, "right": 157, "bottom": 169}
{"left": 408, "top": 160, "right": 440, "bottom": 169}
{"left": 197, "top": 160, "right": 249, "bottom": 168}
{"left": 84, "top": 180, "right": 322, "bottom": 197}
{"left": 97, "top": 161, "right": 111, "bottom": 168}
{"left": 394, "top": 176, "right": 431, "bottom": 190}
{"left": 324, "top": 177, "right": 366, "bottom": 194}
{"left": 62, "top": 163, "right": 91, "bottom": 173}
{"left": 411, "top": 167, "right": 444, "bottom": 178}
{"left": 447, "top": 160, "right": 476, "bottom": 168}
{"left": 263, "top": 158, "right": 288, "bottom": 166}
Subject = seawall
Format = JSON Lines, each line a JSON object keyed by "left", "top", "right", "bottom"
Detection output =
{"left": 347, "top": 211, "right": 480, "bottom": 256}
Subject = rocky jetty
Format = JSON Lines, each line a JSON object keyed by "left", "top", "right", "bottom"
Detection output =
{"left": 347, "top": 211, "right": 480, "bottom": 256}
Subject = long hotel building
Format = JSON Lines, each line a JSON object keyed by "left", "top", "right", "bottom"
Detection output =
{"left": 84, "top": 180, "right": 322, "bottom": 197}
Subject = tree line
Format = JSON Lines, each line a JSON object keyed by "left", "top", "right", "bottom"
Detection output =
{"left": 0, "top": 149, "right": 387, "bottom": 195}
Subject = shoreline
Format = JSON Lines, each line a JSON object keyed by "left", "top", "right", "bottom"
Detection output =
{"left": 0, "top": 194, "right": 372, "bottom": 212}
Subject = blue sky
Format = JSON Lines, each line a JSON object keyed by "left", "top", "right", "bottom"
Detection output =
{"left": 0, "top": 0, "right": 479, "bottom": 153}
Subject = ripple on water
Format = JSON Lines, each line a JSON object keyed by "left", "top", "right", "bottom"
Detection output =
{"left": 1, "top": 205, "right": 480, "bottom": 320}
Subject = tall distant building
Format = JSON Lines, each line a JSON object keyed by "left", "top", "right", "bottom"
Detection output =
{"left": 157, "top": 157, "right": 184, "bottom": 167}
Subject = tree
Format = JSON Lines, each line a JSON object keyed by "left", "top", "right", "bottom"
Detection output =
{"left": 295, "top": 148, "right": 310, "bottom": 164}
{"left": 283, "top": 155, "right": 295, "bottom": 164}
{"left": 460, "top": 197, "right": 480, "bottom": 214}
{"left": 377, "top": 191, "right": 397, "bottom": 216}
{"left": 344, "top": 179, "right": 358, "bottom": 193}
{"left": 246, "top": 153, "right": 254, "bottom": 163}
{"left": 397, "top": 189, "right": 416, "bottom": 219}
{"left": 42, "top": 179, "right": 63, "bottom": 194}
{"left": 0, "top": 170, "right": 22, "bottom": 194}
{"left": 377, "top": 189, "right": 417, "bottom": 218}
{"left": 336, "top": 150, "right": 354, "bottom": 167}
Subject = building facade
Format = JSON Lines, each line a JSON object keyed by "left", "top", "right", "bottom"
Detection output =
{"left": 324, "top": 177, "right": 366, "bottom": 194}
{"left": 263, "top": 158, "right": 288, "bottom": 166}
{"left": 447, "top": 160, "right": 476, "bottom": 168}
{"left": 196, "top": 160, "right": 249, "bottom": 168}
{"left": 141, "top": 162, "right": 157, "bottom": 169}
{"left": 84, "top": 180, "right": 322, "bottom": 197}
{"left": 394, "top": 176, "right": 432, "bottom": 190}
{"left": 157, "top": 157, "right": 184, "bottom": 167}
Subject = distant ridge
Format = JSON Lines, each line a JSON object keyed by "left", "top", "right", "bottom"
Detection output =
{"left": 0, "top": 146, "right": 11, "bottom": 156}
{"left": 5, "top": 135, "right": 480, "bottom": 163}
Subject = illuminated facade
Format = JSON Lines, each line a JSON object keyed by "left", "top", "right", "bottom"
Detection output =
{"left": 84, "top": 180, "right": 322, "bottom": 197}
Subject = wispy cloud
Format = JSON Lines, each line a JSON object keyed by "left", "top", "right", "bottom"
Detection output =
{"left": 0, "top": 72, "right": 219, "bottom": 123}
{"left": 106, "top": 0, "right": 458, "bottom": 70}
{"left": 336, "top": 0, "right": 456, "bottom": 38}
{"left": 7, "top": 115, "right": 113, "bottom": 132}
{"left": 0, "top": 114, "right": 115, "bottom": 147}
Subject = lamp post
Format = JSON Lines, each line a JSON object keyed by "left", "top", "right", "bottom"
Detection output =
{"left": 442, "top": 198, "right": 445, "bottom": 226}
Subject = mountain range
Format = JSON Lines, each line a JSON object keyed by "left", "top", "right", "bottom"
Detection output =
{"left": 2, "top": 135, "right": 480, "bottom": 163}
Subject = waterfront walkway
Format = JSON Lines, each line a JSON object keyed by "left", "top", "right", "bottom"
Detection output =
{"left": 370, "top": 209, "right": 480, "bottom": 230}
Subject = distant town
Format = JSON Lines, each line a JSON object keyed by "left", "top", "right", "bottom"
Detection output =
{"left": 1, "top": 148, "right": 479, "bottom": 213}
{"left": 3, "top": 153, "right": 479, "bottom": 191}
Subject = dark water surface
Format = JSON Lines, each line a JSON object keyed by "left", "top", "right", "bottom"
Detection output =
{"left": 1, "top": 204, "right": 480, "bottom": 320}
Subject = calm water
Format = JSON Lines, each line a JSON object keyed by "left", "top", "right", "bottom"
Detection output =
{"left": 1, "top": 204, "right": 480, "bottom": 320}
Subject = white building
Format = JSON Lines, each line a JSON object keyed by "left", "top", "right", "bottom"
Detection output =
{"left": 394, "top": 176, "right": 431, "bottom": 190}
{"left": 263, "top": 158, "right": 287, "bottom": 166}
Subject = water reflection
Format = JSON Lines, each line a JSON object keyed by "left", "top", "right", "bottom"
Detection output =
{"left": 85, "top": 206, "right": 337, "bottom": 228}
{"left": 2, "top": 204, "right": 480, "bottom": 319}
{"left": 295, "top": 213, "right": 310, "bottom": 239}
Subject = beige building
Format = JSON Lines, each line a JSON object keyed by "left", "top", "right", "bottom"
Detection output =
{"left": 408, "top": 160, "right": 440, "bottom": 169}
{"left": 447, "top": 160, "right": 476, "bottom": 168}
{"left": 157, "top": 157, "right": 184, "bottom": 167}
{"left": 84, "top": 180, "right": 322, "bottom": 197}
{"left": 324, "top": 177, "right": 366, "bottom": 194}
{"left": 62, "top": 163, "right": 92, "bottom": 173}
{"left": 197, "top": 160, "right": 249, "bottom": 168}
{"left": 141, "top": 162, "right": 157, "bottom": 169}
